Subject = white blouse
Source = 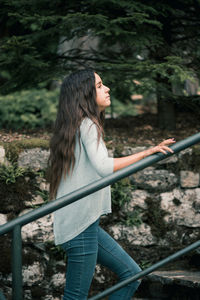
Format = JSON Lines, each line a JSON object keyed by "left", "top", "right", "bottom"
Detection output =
{"left": 53, "top": 118, "right": 114, "bottom": 245}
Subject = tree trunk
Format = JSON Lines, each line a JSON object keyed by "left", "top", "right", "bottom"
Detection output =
{"left": 157, "top": 96, "right": 176, "bottom": 130}
{"left": 156, "top": 79, "right": 176, "bottom": 130}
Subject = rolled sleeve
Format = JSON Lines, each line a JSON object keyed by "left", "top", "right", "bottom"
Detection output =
{"left": 80, "top": 118, "right": 114, "bottom": 177}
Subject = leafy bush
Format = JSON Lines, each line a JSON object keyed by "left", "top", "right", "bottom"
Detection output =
{"left": 0, "top": 163, "right": 26, "bottom": 184}
{"left": 0, "top": 88, "right": 59, "bottom": 130}
{"left": 111, "top": 178, "right": 133, "bottom": 209}
{"left": 111, "top": 178, "right": 143, "bottom": 227}
{"left": 125, "top": 208, "right": 143, "bottom": 227}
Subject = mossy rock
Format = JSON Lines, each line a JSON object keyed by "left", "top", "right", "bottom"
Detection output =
{"left": 193, "top": 145, "right": 200, "bottom": 171}
{"left": 0, "top": 138, "right": 49, "bottom": 162}
{"left": 142, "top": 196, "right": 170, "bottom": 238}
{"left": 178, "top": 145, "right": 200, "bottom": 172}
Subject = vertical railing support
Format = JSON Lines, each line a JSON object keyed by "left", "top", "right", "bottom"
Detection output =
{"left": 12, "top": 225, "right": 23, "bottom": 300}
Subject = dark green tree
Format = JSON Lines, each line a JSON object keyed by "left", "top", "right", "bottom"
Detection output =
{"left": 0, "top": 0, "right": 200, "bottom": 129}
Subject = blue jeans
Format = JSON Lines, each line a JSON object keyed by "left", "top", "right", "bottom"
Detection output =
{"left": 61, "top": 219, "right": 141, "bottom": 299}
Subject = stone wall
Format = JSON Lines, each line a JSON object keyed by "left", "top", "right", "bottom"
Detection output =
{"left": 110, "top": 146, "right": 200, "bottom": 248}
{"left": 0, "top": 143, "right": 200, "bottom": 299}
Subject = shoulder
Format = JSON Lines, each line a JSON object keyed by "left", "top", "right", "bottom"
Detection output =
{"left": 81, "top": 117, "right": 94, "bottom": 128}
{"left": 80, "top": 118, "right": 100, "bottom": 143}
{"left": 80, "top": 118, "right": 96, "bottom": 133}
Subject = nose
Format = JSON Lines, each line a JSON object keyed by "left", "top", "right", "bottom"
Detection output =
{"left": 105, "top": 85, "right": 110, "bottom": 92}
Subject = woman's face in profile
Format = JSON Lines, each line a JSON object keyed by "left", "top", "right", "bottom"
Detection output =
{"left": 95, "top": 73, "right": 111, "bottom": 111}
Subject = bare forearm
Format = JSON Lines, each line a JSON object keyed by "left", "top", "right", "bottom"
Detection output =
{"left": 113, "top": 138, "right": 175, "bottom": 172}
{"left": 114, "top": 148, "right": 153, "bottom": 172}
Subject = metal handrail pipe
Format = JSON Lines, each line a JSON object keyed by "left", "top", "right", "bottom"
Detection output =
{"left": 89, "top": 239, "right": 200, "bottom": 300}
{"left": 12, "top": 225, "right": 22, "bottom": 300}
{"left": 0, "top": 131, "right": 200, "bottom": 236}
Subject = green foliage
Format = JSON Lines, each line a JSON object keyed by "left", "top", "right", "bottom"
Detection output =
{"left": 111, "top": 178, "right": 133, "bottom": 208}
{"left": 45, "top": 240, "right": 66, "bottom": 261}
{"left": 1, "top": 0, "right": 200, "bottom": 96}
{"left": 0, "top": 88, "right": 58, "bottom": 129}
{"left": 36, "top": 190, "right": 49, "bottom": 203}
{"left": 140, "top": 260, "right": 151, "bottom": 270}
{"left": 125, "top": 208, "right": 143, "bottom": 227}
{"left": 111, "top": 178, "right": 144, "bottom": 227}
{"left": 144, "top": 197, "right": 169, "bottom": 238}
{"left": 106, "top": 97, "right": 137, "bottom": 117}
{"left": 1, "top": 0, "right": 200, "bottom": 129}
{"left": 0, "top": 163, "right": 25, "bottom": 185}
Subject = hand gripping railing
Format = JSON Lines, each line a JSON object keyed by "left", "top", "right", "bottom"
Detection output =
{"left": 0, "top": 132, "right": 200, "bottom": 300}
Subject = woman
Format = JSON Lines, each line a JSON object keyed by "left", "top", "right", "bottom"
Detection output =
{"left": 49, "top": 69, "right": 175, "bottom": 299}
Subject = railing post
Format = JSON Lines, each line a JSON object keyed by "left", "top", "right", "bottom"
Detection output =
{"left": 12, "top": 225, "right": 23, "bottom": 300}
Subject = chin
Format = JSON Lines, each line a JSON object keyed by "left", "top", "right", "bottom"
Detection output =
{"left": 106, "top": 100, "right": 111, "bottom": 106}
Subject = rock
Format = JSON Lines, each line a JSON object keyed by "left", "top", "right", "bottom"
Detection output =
{"left": 124, "top": 190, "right": 149, "bottom": 212}
{"left": 35, "top": 176, "right": 50, "bottom": 191}
{"left": 158, "top": 154, "right": 178, "bottom": 164}
{"left": 178, "top": 148, "right": 193, "bottom": 158}
{"left": 18, "top": 148, "right": 50, "bottom": 170}
{"left": 95, "top": 265, "right": 106, "bottom": 284}
{"left": 40, "top": 181, "right": 50, "bottom": 192}
{"left": 0, "top": 146, "right": 5, "bottom": 164}
{"left": 25, "top": 195, "right": 44, "bottom": 207}
{"left": 0, "top": 214, "right": 7, "bottom": 225}
{"left": 20, "top": 211, "right": 54, "bottom": 242}
{"left": 122, "top": 146, "right": 147, "bottom": 156}
{"left": 24, "top": 290, "right": 32, "bottom": 300}
{"left": 110, "top": 223, "right": 157, "bottom": 246}
{"left": 23, "top": 261, "right": 44, "bottom": 286}
{"left": 131, "top": 167, "right": 178, "bottom": 191}
{"left": 24, "top": 176, "right": 30, "bottom": 182}
{"left": 147, "top": 270, "right": 200, "bottom": 289}
{"left": 180, "top": 171, "right": 199, "bottom": 188}
{"left": 160, "top": 188, "right": 200, "bottom": 227}
{"left": 50, "top": 273, "right": 65, "bottom": 289}
{"left": 142, "top": 270, "right": 200, "bottom": 299}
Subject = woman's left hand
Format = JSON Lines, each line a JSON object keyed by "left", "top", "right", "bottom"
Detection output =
{"left": 159, "top": 138, "right": 176, "bottom": 147}
{"left": 150, "top": 138, "right": 176, "bottom": 155}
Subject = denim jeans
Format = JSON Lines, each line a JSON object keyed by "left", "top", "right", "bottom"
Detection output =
{"left": 61, "top": 219, "right": 141, "bottom": 300}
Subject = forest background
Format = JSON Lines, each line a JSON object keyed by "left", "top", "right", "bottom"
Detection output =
{"left": 0, "top": 0, "right": 200, "bottom": 134}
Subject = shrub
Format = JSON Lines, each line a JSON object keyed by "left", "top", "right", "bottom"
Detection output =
{"left": 0, "top": 88, "right": 59, "bottom": 130}
{"left": 111, "top": 178, "right": 143, "bottom": 227}
{"left": 0, "top": 163, "right": 25, "bottom": 185}
{"left": 111, "top": 178, "right": 133, "bottom": 209}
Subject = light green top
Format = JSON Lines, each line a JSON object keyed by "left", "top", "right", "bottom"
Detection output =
{"left": 53, "top": 118, "right": 114, "bottom": 245}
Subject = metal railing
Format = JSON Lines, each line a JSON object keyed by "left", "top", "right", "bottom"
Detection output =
{"left": 0, "top": 132, "right": 200, "bottom": 300}
{"left": 89, "top": 239, "right": 200, "bottom": 299}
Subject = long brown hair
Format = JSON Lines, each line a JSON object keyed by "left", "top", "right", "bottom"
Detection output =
{"left": 48, "top": 69, "right": 105, "bottom": 200}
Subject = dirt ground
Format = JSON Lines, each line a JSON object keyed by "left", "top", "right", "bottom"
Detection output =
{"left": 104, "top": 111, "right": 200, "bottom": 146}
{"left": 0, "top": 111, "right": 199, "bottom": 146}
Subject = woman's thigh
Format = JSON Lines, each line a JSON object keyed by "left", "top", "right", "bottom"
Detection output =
{"left": 61, "top": 219, "right": 100, "bottom": 300}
